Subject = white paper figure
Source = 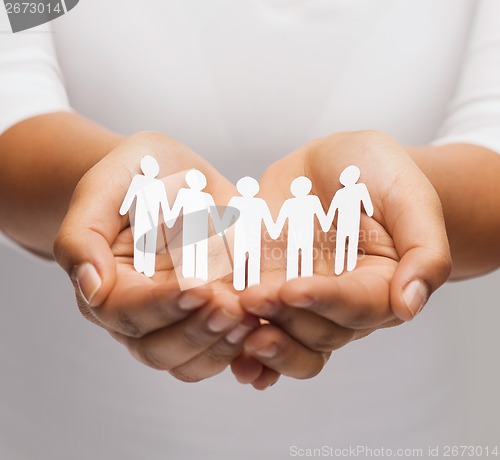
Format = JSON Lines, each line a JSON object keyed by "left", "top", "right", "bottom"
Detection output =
{"left": 166, "top": 169, "right": 221, "bottom": 281}
{"left": 272, "top": 176, "right": 330, "bottom": 280}
{"left": 119, "top": 155, "right": 170, "bottom": 278}
{"left": 221, "top": 177, "right": 276, "bottom": 291}
{"left": 328, "top": 165, "right": 373, "bottom": 275}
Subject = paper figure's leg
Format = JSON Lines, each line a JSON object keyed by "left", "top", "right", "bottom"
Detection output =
{"left": 335, "top": 233, "right": 347, "bottom": 275}
{"left": 346, "top": 231, "right": 359, "bottom": 272}
{"left": 233, "top": 249, "right": 247, "bottom": 291}
{"left": 143, "top": 228, "right": 158, "bottom": 278}
{"left": 286, "top": 244, "right": 299, "bottom": 281}
{"left": 300, "top": 245, "right": 314, "bottom": 277}
{"left": 247, "top": 249, "right": 261, "bottom": 287}
{"left": 195, "top": 239, "right": 209, "bottom": 281}
{"left": 134, "top": 233, "right": 145, "bottom": 273}
{"left": 182, "top": 243, "right": 196, "bottom": 279}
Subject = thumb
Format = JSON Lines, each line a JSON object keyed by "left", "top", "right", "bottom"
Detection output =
{"left": 386, "top": 175, "right": 452, "bottom": 321}
{"left": 54, "top": 176, "right": 123, "bottom": 307}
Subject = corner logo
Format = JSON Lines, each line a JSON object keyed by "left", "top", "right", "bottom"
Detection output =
{"left": 4, "top": 0, "right": 79, "bottom": 33}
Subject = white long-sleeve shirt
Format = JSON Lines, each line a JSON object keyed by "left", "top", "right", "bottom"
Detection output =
{"left": 0, "top": 1, "right": 499, "bottom": 459}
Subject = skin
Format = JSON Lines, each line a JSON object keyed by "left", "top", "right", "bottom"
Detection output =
{"left": 0, "top": 113, "right": 499, "bottom": 389}
{"left": 234, "top": 133, "right": 500, "bottom": 389}
{"left": 233, "top": 132, "right": 450, "bottom": 388}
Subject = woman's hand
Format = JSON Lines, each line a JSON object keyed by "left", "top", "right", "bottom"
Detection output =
{"left": 232, "top": 131, "right": 452, "bottom": 389}
{"left": 54, "top": 132, "right": 258, "bottom": 382}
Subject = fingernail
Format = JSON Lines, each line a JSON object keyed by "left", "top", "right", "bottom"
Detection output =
{"left": 74, "top": 263, "right": 101, "bottom": 307}
{"left": 403, "top": 279, "right": 429, "bottom": 318}
{"left": 207, "top": 309, "right": 239, "bottom": 333}
{"left": 253, "top": 343, "right": 279, "bottom": 359}
{"left": 225, "top": 324, "right": 252, "bottom": 344}
{"left": 178, "top": 292, "right": 206, "bottom": 310}
{"left": 288, "top": 296, "right": 314, "bottom": 308}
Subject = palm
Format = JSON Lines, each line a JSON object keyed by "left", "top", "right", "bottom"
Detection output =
{"left": 257, "top": 148, "right": 399, "bottom": 298}
{"left": 109, "top": 218, "right": 235, "bottom": 299}
{"left": 68, "top": 133, "right": 239, "bottom": 332}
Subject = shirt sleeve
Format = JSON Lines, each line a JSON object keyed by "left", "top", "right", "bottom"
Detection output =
{"left": 432, "top": 0, "right": 500, "bottom": 154}
{"left": 0, "top": 6, "right": 71, "bottom": 135}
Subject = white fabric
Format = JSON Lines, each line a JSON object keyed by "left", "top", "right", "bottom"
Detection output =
{"left": 1, "top": 1, "right": 500, "bottom": 459}
{"left": 0, "top": 9, "right": 70, "bottom": 133}
{"left": 433, "top": 0, "right": 500, "bottom": 152}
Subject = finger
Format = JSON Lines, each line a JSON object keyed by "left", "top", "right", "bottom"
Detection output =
{"left": 251, "top": 366, "right": 281, "bottom": 391}
{"left": 231, "top": 352, "right": 265, "bottom": 384}
{"left": 54, "top": 196, "right": 119, "bottom": 308}
{"left": 241, "top": 284, "right": 355, "bottom": 352}
{"left": 92, "top": 278, "right": 213, "bottom": 337}
{"left": 244, "top": 324, "right": 329, "bottom": 379}
{"left": 382, "top": 166, "right": 452, "bottom": 321}
{"left": 119, "top": 291, "right": 244, "bottom": 371}
{"left": 168, "top": 314, "right": 259, "bottom": 382}
{"left": 53, "top": 146, "right": 142, "bottom": 307}
{"left": 277, "top": 264, "right": 395, "bottom": 329}
{"left": 231, "top": 353, "right": 282, "bottom": 389}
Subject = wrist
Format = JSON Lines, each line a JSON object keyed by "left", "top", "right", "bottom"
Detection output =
{"left": 0, "top": 112, "right": 124, "bottom": 255}
{"left": 406, "top": 144, "right": 500, "bottom": 278}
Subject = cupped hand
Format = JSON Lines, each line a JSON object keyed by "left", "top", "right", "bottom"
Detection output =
{"left": 54, "top": 132, "right": 258, "bottom": 382}
{"left": 232, "top": 131, "right": 452, "bottom": 389}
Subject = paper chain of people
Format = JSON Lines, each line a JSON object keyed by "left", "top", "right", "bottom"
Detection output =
{"left": 120, "top": 156, "right": 373, "bottom": 290}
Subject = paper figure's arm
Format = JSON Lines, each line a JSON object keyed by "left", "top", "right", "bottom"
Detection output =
{"left": 119, "top": 176, "right": 140, "bottom": 216}
{"left": 271, "top": 200, "right": 290, "bottom": 240}
{"left": 205, "top": 194, "right": 224, "bottom": 235}
{"left": 326, "top": 193, "right": 339, "bottom": 227}
{"left": 261, "top": 200, "right": 279, "bottom": 239}
{"left": 313, "top": 197, "right": 331, "bottom": 232}
{"left": 166, "top": 189, "right": 185, "bottom": 228}
{"left": 218, "top": 198, "right": 238, "bottom": 234}
{"left": 361, "top": 184, "right": 374, "bottom": 217}
{"left": 159, "top": 183, "right": 172, "bottom": 222}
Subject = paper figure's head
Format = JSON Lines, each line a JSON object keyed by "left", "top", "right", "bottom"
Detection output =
{"left": 339, "top": 165, "right": 360, "bottom": 186}
{"left": 141, "top": 155, "right": 160, "bottom": 178}
{"left": 186, "top": 169, "right": 207, "bottom": 191}
{"left": 290, "top": 176, "right": 312, "bottom": 197}
{"left": 237, "top": 176, "right": 259, "bottom": 197}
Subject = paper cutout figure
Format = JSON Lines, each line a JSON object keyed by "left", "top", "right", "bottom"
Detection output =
{"left": 221, "top": 177, "right": 276, "bottom": 291}
{"left": 327, "top": 165, "right": 373, "bottom": 275}
{"left": 119, "top": 155, "right": 170, "bottom": 277}
{"left": 272, "top": 176, "right": 330, "bottom": 280}
{"left": 120, "top": 158, "right": 374, "bottom": 285}
{"left": 166, "top": 169, "right": 221, "bottom": 281}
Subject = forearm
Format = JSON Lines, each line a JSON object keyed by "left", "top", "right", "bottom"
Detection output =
{"left": 0, "top": 112, "right": 124, "bottom": 256}
{"left": 407, "top": 144, "right": 500, "bottom": 279}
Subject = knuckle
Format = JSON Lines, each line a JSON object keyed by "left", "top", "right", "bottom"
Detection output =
{"left": 133, "top": 342, "right": 168, "bottom": 371}
{"left": 310, "top": 328, "right": 355, "bottom": 352}
{"left": 180, "top": 324, "right": 211, "bottom": 350}
{"left": 205, "top": 342, "right": 238, "bottom": 366}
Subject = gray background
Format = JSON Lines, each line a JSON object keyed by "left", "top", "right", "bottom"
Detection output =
{"left": 0, "top": 239, "right": 499, "bottom": 459}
